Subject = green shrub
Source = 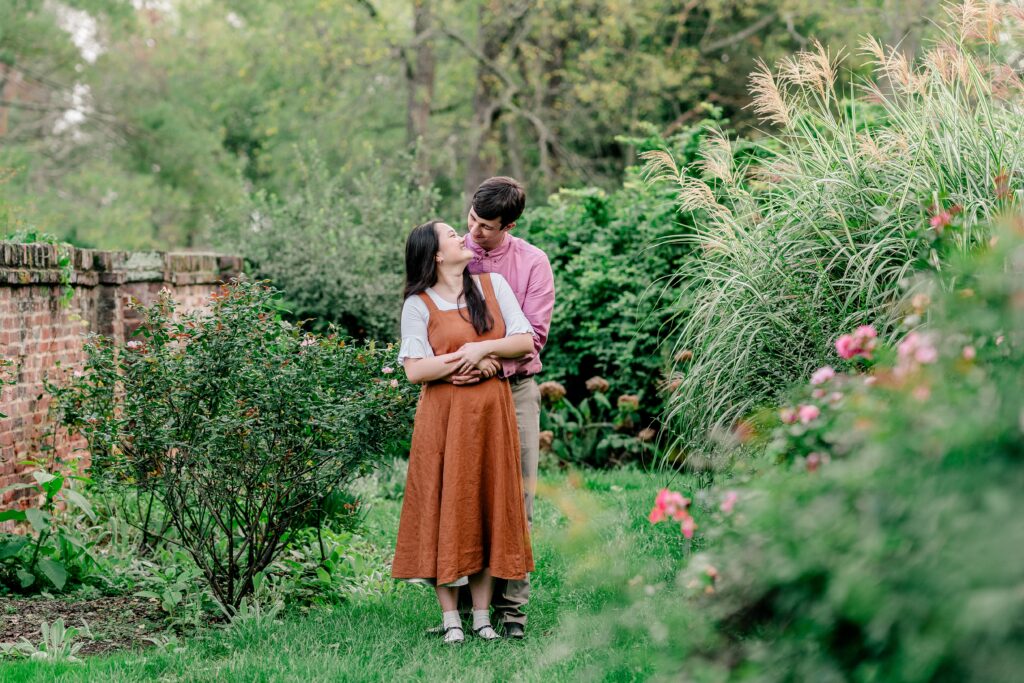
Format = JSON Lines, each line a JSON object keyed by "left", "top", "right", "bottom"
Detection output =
{"left": 648, "top": 11, "right": 1024, "bottom": 453}
{"left": 215, "top": 147, "right": 438, "bottom": 339}
{"left": 54, "top": 280, "right": 418, "bottom": 610}
{"left": 0, "top": 462, "right": 98, "bottom": 594}
{"left": 555, "top": 217, "right": 1024, "bottom": 681}
{"left": 519, "top": 115, "right": 764, "bottom": 434}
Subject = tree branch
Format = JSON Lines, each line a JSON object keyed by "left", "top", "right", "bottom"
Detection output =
{"left": 699, "top": 12, "right": 777, "bottom": 55}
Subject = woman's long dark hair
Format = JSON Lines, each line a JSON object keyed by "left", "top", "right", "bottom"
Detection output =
{"left": 404, "top": 220, "right": 493, "bottom": 335}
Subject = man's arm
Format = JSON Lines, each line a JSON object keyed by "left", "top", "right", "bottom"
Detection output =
{"left": 503, "top": 255, "right": 555, "bottom": 376}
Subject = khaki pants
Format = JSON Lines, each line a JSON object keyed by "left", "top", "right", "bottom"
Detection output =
{"left": 493, "top": 376, "right": 540, "bottom": 626}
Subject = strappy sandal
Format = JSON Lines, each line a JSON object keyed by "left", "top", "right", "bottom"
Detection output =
{"left": 442, "top": 625, "right": 465, "bottom": 644}
{"left": 473, "top": 624, "right": 501, "bottom": 641}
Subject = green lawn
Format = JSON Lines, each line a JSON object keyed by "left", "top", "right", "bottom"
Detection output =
{"left": 3, "top": 468, "right": 693, "bottom": 682}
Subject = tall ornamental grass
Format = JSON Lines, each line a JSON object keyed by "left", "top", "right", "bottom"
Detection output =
{"left": 646, "top": 1, "right": 1024, "bottom": 456}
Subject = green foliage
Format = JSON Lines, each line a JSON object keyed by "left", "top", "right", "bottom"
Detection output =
{"left": 518, "top": 119, "right": 715, "bottom": 405}
{"left": 215, "top": 148, "right": 438, "bottom": 339}
{"left": 650, "top": 17, "right": 1024, "bottom": 452}
{"left": 0, "top": 618, "right": 91, "bottom": 663}
{"left": 53, "top": 279, "right": 418, "bottom": 609}
{"left": 0, "top": 463, "right": 98, "bottom": 594}
{"left": 539, "top": 382, "right": 654, "bottom": 468}
{"left": 557, "top": 218, "right": 1024, "bottom": 681}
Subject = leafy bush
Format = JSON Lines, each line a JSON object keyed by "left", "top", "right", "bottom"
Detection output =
{"left": 557, "top": 216, "right": 1024, "bottom": 681}
{"left": 54, "top": 280, "right": 418, "bottom": 610}
{"left": 538, "top": 379, "right": 655, "bottom": 468}
{"left": 518, "top": 120, "right": 715, "bottom": 410}
{"left": 0, "top": 463, "right": 98, "bottom": 593}
{"left": 216, "top": 147, "right": 438, "bottom": 339}
{"left": 648, "top": 8, "right": 1024, "bottom": 452}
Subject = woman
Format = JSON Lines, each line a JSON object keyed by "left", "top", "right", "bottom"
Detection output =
{"left": 392, "top": 220, "right": 535, "bottom": 644}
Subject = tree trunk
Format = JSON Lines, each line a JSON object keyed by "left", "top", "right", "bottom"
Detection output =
{"left": 406, "top": 0, "right": 435, "bottom": 185}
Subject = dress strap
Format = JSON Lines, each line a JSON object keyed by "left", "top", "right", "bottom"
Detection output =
{"left": 418, "top": 291, "right": 441, "bottom": 315}
{"left": 478, "top": 272, "right": 497, "bottom": 305}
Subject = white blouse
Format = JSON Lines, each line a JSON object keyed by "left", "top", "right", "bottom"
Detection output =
{"left": 398, "top": 273, "right": 534, "bottom": 363}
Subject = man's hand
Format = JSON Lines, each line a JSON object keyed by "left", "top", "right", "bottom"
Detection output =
{"left": 477, "top": 357, "right": 501, "bottom": 378}
{"left": 449, "top": 369, "right": 483, "bottom": 385}
{"left": 446, "top": 357, "right": 501, "bottom": 385}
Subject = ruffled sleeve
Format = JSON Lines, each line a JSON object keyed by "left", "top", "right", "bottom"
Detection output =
{"left": 490, "top": 273, "right": 534, "bottom": 337}
{"left": 397, "top": 296, "right": 434, "bottom": 363}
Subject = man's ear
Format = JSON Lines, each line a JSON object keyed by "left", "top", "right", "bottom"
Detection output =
{"left": 503, "top": 221, "right": 516, "bottom": 232}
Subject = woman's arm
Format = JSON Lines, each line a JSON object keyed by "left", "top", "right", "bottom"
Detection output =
{"left": 403, "top": 353, "right": 462, "bottom": 384}
{"left": 451, "top": 333, "right": 533, "bottom": 375}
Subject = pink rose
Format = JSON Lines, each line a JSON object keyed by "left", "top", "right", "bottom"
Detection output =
{"left": 797, "top": 404, "right": 820, "bottom": 424}
{"left": 720, "top": 491, "right": 738, "bottom": 514}
{"left": 382, "top": 366, "right": 394, "bottom": 374}
{"left": 810, "top": 366, "right": 835, "bottom": 385}
{"left": 835, "top": 325, "right": 877, "bottom": 361}
{"left": 929, "top": 211, "right": 952, "bottom": 234}
{"left": 649, "top": 488, "right": 691, "bottom": 525}
{"left": 962, "top": 346, "right": 976, "bottom": 360}
{"left": 680, "top": 515, "right": 697, "bottom": 539}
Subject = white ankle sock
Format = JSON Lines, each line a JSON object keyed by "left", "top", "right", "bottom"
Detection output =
{"left": 442, "top": 610, "right": 461, "bottom": 630}
{"left": 472, "top": 609, "right": 491, "bottom": 631}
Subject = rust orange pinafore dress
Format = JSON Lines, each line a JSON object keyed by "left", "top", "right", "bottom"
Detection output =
{"left": 391, "top": 274, "right": 534, "bottom": 586}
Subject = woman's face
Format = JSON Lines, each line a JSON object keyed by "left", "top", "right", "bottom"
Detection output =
{"left": 435, "top": 222, "right": 473, "bottom": 267}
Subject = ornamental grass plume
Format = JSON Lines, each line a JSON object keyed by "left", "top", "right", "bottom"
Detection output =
{"left": 648, "top": 1, "right": 1024, "bottom": 454}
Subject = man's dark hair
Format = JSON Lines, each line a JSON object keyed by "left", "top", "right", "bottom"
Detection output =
{"left": 472, "top": 176, "right": 526, "bottom": 227}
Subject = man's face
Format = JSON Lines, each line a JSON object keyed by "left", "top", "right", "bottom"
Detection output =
{"left": 467, "top": 207, "right": 511, "bottom": 252}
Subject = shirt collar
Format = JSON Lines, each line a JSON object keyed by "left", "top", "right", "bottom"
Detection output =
{"left": 466, "top": 233, "right": 514, "bottom": 260}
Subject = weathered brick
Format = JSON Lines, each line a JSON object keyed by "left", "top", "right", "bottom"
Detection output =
{"left": 0, "top": 241, "right": 242, "bottom": 517}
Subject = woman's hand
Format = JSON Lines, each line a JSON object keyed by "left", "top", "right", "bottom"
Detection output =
{"left": 452, "top": 341, "right": 492, "bottom": 375}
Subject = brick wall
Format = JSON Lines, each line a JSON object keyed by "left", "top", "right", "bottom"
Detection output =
{"left": 0, "top": 242, "right": 243, "bottom": 512}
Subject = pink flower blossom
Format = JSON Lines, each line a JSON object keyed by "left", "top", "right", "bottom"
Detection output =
{"left": 806, "top": 452, "right": 823, "bottom": 472}
{"left": 810, "top": 366, "right": 835, "bottom": 385}
{"left": 389, "top": 379, "right": 400, "bottom": 389}
{"left": 812, "top": 389, "right": 826, "bottom": 399}
{"left": 780, "top": 407, "right": 798, "bottom": 424}
{"left": 930, "top": 211, "right": 952, "bottom": 234}
{"left": 649, "top": 488, "right": 692, "bottom": 526}
{"left": 126, "top": 341, "right": 142, "bottom": 350}
{"left": 896, "top": 332, "right": 939, "bottom": 378}
{"left": 382, "top": 366, "right": 395, "bottom": 374}
{"left": 828, "top": 392, "right": 844, "bottom": 405}
{"left": 962, "top": 345, "right": 976, "bottom": 360}
{"left": 680, "top": 515, "right": 697, "bottom": 539}
{"left": 797, "top": 404, "right": 821, "bottom": 424}
{"left": 300, "top": 337, "right": 317, "bottom": 347}
{"left": 720, "top": 491, "right": 738, "bottom": 514}
{"left": 835, "top": 325, "right": 877, "bottom": 360}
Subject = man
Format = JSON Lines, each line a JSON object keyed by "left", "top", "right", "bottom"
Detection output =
{"left": 454, "top": 176, "right": 554, "bottom": 639}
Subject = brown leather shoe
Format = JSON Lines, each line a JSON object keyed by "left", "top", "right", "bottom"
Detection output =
{"left": 502, "top": 622, "right": 525, "bottom": 639}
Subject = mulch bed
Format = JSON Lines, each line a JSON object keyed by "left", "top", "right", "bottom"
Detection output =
{"left": 0, "top": 595, "right": 168, "bottom": 656}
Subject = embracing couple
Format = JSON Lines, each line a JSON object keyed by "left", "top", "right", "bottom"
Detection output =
{"left": 390, "top": 176, "right": 555, "bottom": 644}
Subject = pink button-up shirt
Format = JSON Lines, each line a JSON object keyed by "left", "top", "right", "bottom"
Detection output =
{"left": 466, "top": 233, "right": 555, "bottom": 379}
